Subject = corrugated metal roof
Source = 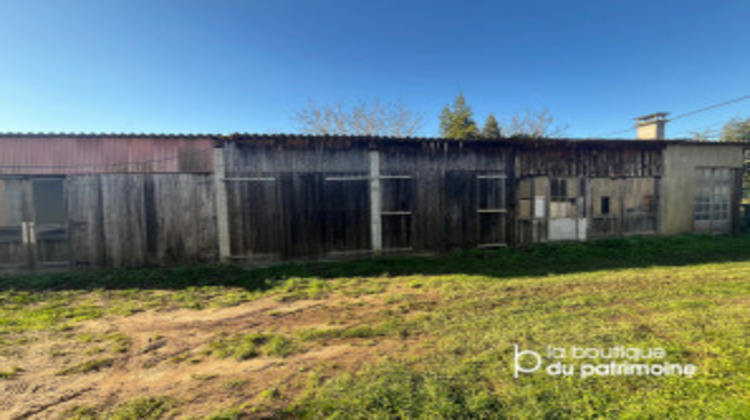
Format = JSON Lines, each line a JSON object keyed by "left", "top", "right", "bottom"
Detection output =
{"left": 0, "top": 135, "right": 215, "bottom": 175}
{"left": 0, "top": 132, "right": 215, "bottom": 138}
{"left": 0, "top": 131, "right": 738, "bottom": 145}
{"left": 220, "top": 133, "right": 739, "bottom": 146}
{"left": 0, "top": 132, "right": 743, "bottom": 176}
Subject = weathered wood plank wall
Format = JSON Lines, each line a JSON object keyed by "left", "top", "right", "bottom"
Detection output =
{"left": 516, "top": 141, "right": 664, "bottom": 177}
{"left": 224, "top": 139, "right": 515, "bottom": 259}
{"left": 67, "top": 174, "right": 216, "bottom": 267}
{"left": 378, "top": 141, "right": 512, "bottom": 251}
{"left": 224, "top": 141, "right": 371, "bottom": 259}
{"left": 222, "top": 137, "right": 672, "bottom": 261}
{"left": 3, "top": 135, "right": 744, "bottom": 271}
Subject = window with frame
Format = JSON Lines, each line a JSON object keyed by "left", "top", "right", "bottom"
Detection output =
{"left": 694, "top": 168, "right": 731, "bottom": 225}
{"left": 477, "top": 175, "right": 507, "bottom": 246}
{"left": 381, "top": 175, "right": 413, "bottom": 249}
{"left": 549, "top": 178, "right": 581, "bottom": 218}
{"left": 550, "top": 179, "right": 567, "bottom": 203}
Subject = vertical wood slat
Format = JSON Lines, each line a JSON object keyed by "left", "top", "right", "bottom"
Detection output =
{"left": 67, "top": 174, "right": 217, "bottom": 268}
{"left": 280, "top": 172, "right": 315, "bottom": 258}
{"left": 733, "top": 168, "right": 742, "bottom": 233}
{"left": 324, "top": 177, "right": 370, "bottom": 252}
{"left": 227, "top": 179, "right": 281, "bottom": 257}
{"left": 444, "top": 171, "right": 478, "bottom": 249}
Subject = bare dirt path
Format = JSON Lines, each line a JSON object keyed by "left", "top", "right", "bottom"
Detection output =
{"left": 1, "top": 285, "right": 436, "bottom": 419}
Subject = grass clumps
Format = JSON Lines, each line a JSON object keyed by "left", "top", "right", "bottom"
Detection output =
{"left": 298, "top": 325, "right": 387, "bottom": 341}
{"left": 289, "top": 363, "right": 503, "bottom": 418}
{"left": 75, "top": 332, "right": 131, "bottom": 354}
{"left": 107, "top": 396, "right": 174, "bottom": 419}
{"left": 0, "top": 366, "right": 21, "bottom": 379}
{"left": 107, "top": 332, "right": 131, "bottom": 353}
{"left": 299, "top": 318, "right": 415, "bottom": 342}
{"left": 223, "top": 378, "right": 249, "bottom": 390}
{"left": 204, "top": 407, "right": 246, "bottom": 420}
{"left": 277, "top": 277, "right": 333, "bottom": 301}
{"left": 209, "top": 333, "right": 298, "bottom": 360}
{"left": 3, "top": 234, "right": 750, "bottom": 418}
{"left": 260, "top": 387, "right": 282, "bottom": 400}
{"left": 56, "top": 358, "right": 115, "bottom": 376}
{"left": 59, "top": 405, "right": 99, "bottom": 419}
{"left": 59, "top": 397, "right": 174, "bottom": 419}
{"left": 0, "top": 292, "right": 103, "bottom": 334}
{"left": 263, "top": 334, "right": 298, "bottom": 357}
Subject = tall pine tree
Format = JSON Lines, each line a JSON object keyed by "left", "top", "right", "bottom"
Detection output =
{"left": 481, "top": 113, "right": 502, "bottom": 139}
{"left": 439, "top": 92, "right": 479, "bottom": 139}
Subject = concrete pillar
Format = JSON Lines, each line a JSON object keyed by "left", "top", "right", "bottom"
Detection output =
{"left": 369, "top": 150, "right": 382, "bottom": 253}
{"left": 213, "top": 147, "right": 231, "bottom": 262}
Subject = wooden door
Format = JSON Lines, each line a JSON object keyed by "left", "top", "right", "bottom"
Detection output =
{"left": 0, "top": 178, "right": 32, "bottom": 272}
{"left": 31, "top": 178, "right": 70, "bottom": 268}
{"left": 0, "top": 177, "right": 70, "bottom": 272}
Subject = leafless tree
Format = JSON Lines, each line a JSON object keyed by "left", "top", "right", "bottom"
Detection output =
{"left": 293, "top": 99, "right": 423, "bottom": 136}
{"left": 501, "top": 108, "right": 568, "bottom": 139}
{"left": 688, "top": 128, "right": 719, "bottom": 142}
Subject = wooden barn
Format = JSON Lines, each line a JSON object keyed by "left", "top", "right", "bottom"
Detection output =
{"left": 0, "top": 133, "right": 745, "bottom": 272}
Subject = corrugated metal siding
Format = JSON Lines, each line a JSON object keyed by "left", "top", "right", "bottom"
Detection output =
{"left": 0, "top": 136, "right": 214, "bottom": 174}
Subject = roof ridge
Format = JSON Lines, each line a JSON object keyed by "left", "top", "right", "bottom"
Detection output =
{"left": 0, "top": 132, "right": 707, "bottom": 143}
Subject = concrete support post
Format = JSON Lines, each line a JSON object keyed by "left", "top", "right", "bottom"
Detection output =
{"left": 213, "top": 147, "right": 231, "bottom": 262}
{"left": 369, "top": 150, "right": 382, "bottom": 254}
{"left": 619, "top": 178, "right": 627, "bottom": 236}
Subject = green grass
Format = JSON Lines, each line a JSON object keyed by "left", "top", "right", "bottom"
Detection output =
{"left": 222, "top": 378, "right": 249, "bottom": 390}
{"left": 0, "top": 366, "right": 21, "bottom": 379}
{"left": 61, "top": 397, "right": 174, "bottom": 420}
{"left": 56, "top": 358, "right": 115, "bottom": 376}
{"left": 3, "top": 233, "right": 750, "bottom": 418}
{"left": 0, "top": 234, "right": 747, "bottom": 338}
{"left": 3, "top": 234, "right": 750, "bottom": 294}
{"left": 107, "top": 396, "right": 174, "bottom": 420}
{"left": 203, "top": 407, "right": 245, "bottom": 420}
{"left": 288, "top": 252, "right": 750, "bottom": 417}
{"left": 289, "top": 363, "right": 503, "bottom": 418}
{"left": 208, "top": 333, "right": 298, "bottom": 360}
{"left": 60, "top": 405, "right": 99, "bottom": 420}
{"left": 299, "top": 318, "right": 415, "bottom": 342}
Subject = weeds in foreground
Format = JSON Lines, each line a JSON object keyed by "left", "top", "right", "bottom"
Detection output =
{"left": 0, "top": 366, "right": 21, "bottom": 379}
{"left": 2, "top": 234, "right": 750, "bottom": 418}
{"left": 209, "top": 333, "right": 299, "bottom": 360}
{"left": 223, "top": 378, "right": 249, "bottom": 390}
{"left": 61, "top": 396, "right": 174, "bottom": 420}
{"left": 288, "top": 363, "right": 503, "bottom": 418}
{"left": 56, "top": 358, "right": 115, "bottom": 376}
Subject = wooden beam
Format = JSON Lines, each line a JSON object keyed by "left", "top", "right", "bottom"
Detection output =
{"left": 324, "top": 176, "right": 369, "bottom": 182}
{"left": 222, "top": 177, "right": 276, "bottom": 182}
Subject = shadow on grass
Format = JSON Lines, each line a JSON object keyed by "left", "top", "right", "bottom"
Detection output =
{"left": 2, "top": 234, "right": 750, "bottom": 292}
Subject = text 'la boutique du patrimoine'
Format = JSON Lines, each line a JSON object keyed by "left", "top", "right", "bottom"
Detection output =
{"left": 514, "top": 345, "right": 698, "bottom": 379}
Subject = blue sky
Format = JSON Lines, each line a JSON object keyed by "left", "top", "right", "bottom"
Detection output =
{"left": 0, "top": 0, "right": 748, "bottom": 138}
